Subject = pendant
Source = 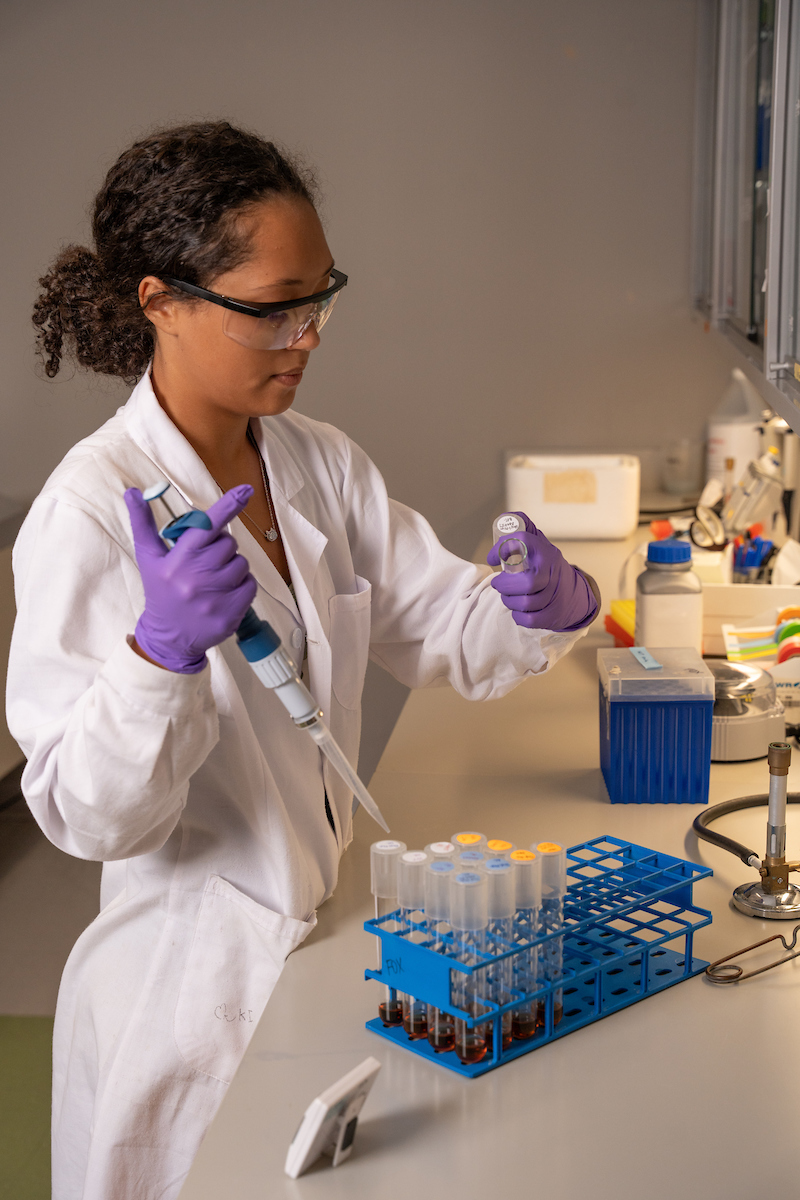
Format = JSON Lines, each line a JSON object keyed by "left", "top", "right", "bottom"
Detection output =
{"left": 266, "top": 529, "right": 278, "bottom": 542}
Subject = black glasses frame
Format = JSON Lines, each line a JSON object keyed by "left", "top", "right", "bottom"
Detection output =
{"left": 159, "top": 267, "right": 348, "bottom": 318}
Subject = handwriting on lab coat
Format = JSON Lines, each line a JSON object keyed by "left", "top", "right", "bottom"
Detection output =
{"left": 214, "top": 1004, "right": 254, "bottom": 1023}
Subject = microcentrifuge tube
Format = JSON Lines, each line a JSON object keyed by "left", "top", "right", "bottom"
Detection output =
{"left": 398, "top": 851, "right": 429, "bottom": 1039}
{"left": 424, "top": 860, "right": 456, "bottom": 1053}
{"left": 424, "top": 841, "right": 456, "bottom": 861}
{"left": 534, "top": 842, "right": 567, "bottom": 1029}
{"left": 370, "top": 840, "right": 407, "bottom": 1026}
{"left": 485, "top": 858, "right": 515, "bottom": 1053}
{"left": 492, "top": 512, "right": 526, "bottom": 545}
{"left": 486, "top": 839, "right": 516, "bottom": 860}
{"left": 497, "top": 536, "right": 528, "bottom": 574}
{"left": 457, "top": 849, "right": 486, "bottom": 872}
{"left": 451, "top": 831, "right": 487, "bottom": 852}
{"left": 510, "top": 849, "right": 541, "bottom": 1040}
{"left": 450, "top": 870, "right": 490, "bottom": 1065}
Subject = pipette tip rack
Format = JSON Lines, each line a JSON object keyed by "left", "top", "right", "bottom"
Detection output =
{"left": 364, "top": 836, "right": 712, "bottom": 1077}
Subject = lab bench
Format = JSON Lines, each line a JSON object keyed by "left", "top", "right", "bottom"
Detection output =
{"left": 179, "top": 530, "right": 800, "bottom": 1200}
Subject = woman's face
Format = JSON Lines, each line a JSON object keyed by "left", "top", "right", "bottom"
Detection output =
{"left": 142, "top": 195, "right": 335, "bottom": 418}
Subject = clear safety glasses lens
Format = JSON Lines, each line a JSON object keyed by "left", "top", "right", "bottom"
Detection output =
{"left": 222, "top": 289, "right": 341, "bottom": 351}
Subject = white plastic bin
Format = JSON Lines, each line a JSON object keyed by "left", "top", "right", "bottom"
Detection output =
{"left": 505, "top": 454, "right": 640, "bottom": 540}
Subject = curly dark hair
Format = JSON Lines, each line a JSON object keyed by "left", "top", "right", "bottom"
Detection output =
{"left": 33, "top": 121, "right": 318, "bottom": 384}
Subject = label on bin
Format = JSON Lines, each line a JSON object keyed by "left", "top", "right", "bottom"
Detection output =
{"left": 629, "top": 647, "right": 663, "bottom": 671}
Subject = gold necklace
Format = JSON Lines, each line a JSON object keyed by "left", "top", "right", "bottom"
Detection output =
{"left": 213, "top": 426, "right": 279, "bottom": 543}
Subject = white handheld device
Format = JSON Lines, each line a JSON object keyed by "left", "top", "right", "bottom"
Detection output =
{"left": 284, "top": 1056, "right": 381, "bottom": 1178}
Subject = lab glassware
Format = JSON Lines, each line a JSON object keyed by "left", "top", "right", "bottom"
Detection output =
{"left": 510, "top": 849, "right": 541, "bottom": 1040}
{"left": 398, "top": 851, "right": 429, "bottom": 1038}
{"left": 370, "top": 840, "right": 407, "bottom": 1026}
{"left": 424, "top": 860, "right": 456, "bottom": 1053}
{"left": 484, "top": 859, "right": 515, "bottom": 1052}
{"left": 497, "top": 536, "right": 528, "bottom": 573}
{"left": 450, "top": 870, "right": 490, "bottom": 1065}
{"left": 535, "top": 842, "right": 567, "bottom": 1028}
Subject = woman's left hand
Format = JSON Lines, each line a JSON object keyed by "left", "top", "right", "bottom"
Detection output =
{"left": 487, "top": 512, "right": 599, "bottom": 632}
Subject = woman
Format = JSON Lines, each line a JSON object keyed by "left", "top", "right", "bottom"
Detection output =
{"left": 7, "top": 121, "right": 598, "bottom": 1199}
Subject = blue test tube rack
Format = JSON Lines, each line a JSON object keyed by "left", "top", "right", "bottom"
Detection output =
{"left": 364, "top": 835, "right": 713, "bottom": 1078}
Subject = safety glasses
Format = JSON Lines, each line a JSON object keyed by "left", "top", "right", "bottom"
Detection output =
{"left": 160, "top": 267, "right": 347, "bottom": 350}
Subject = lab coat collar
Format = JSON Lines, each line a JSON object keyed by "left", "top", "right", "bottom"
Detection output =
{"left": 122, "top": 373, "right": 329, "bottom": 637}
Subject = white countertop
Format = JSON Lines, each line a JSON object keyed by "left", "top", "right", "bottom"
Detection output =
{"left": 179, "top": 530, "right": 800, "bottom": 1200}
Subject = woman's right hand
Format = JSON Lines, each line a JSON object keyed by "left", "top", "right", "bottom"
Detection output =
{"left": 124, "top": 485, "right": 258, "bottom": 674}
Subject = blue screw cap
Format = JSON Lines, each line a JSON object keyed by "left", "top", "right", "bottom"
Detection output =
{"left": 647, "top": 538, "right": 691, "bottom": 564}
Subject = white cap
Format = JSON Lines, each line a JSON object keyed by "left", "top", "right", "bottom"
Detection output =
{"left": 450, "top": 870, "right": 488, "bottom": 932}
{"left": 425, "top": 841, "right": 456, "bottom": 859}
{"left": 485, "top": 858, "right": 515, "bottom": 919}
{"left": 398, "top": 850, "right": 428, "bottom": 909}
{"left": 425, "top": 860, "right": 455, "bottom": 921}
{"left": 510, "top": 849, "right": 542, "bottom": 910}
{"left": 370, "top": 840, "right": 407, "bottom": 899}
{"left": 451, "top": 831, "right": 487, "bottom": 851}
{"left": 534, "top": 842, "right": 567, "bottom": 900}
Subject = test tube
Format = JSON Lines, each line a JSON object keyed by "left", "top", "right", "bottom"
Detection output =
{"left": 497, "top": 537, "right": 528, "bottom": 574}
{"left": 534, "top": 842, "right": 567, "bottom": 1029}
{"left": 450, "top": 870, "right": 490, "bottom": 1065}
{"left": 486, "top": 839, "right": 516, "bottom": 860}
{"left": 457, "top": 849, "right": 486, "bottom": 870}
{"left": 370, "top": 839, "right": 407, "bottom": 1026}
{"left": 424, "top": 860, "right": 456, "bottom": 1053}
{"left": 485, "top": 858, "right": 515, "bottom": 1053}
{"left": 451, "top": 831, "right": 487, "bottom": 852}
{"left": 398, "top": 850, "right": 429, "bottom": 1039}
{"left": 510, "top": 849, "right": 542, "bottom": 1040}
{"left": 492, "top": 512, "right": 525, "bottom": 544}
{"left": 425, "top": 841, "right": 456, "bottom": 860}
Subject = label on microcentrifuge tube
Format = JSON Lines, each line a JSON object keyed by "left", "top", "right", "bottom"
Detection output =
{"left": 402, "top": 851, "right": 427, "bottom": 864}
{"left": 487, "top": 840, "right": 513, "bottom": 853}
{"left": 537, "top": 842, "right": 563, "bottom": 854}
{"left": 455, "top": 833, "right": 482, "bottom": 845}
{"left": 428, "top": 842, "right": 454, "bottom": 854}
{"left": 495, "top": 513, "right": 523, "bottom": 535}
{"left": 375, "top": 840, "right": 403, "bottom": 852}
{"left": 511, "top": 849, "right": 536, "bottom": 861}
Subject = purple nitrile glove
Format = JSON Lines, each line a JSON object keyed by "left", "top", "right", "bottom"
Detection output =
{"left": 124, "top": 485, "right": 258, "bottom": 674}
{"left": 487, "top": 511, "right": 599, "bottom": 632}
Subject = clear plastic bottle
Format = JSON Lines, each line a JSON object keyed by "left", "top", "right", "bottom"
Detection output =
{"left": 510, "top": 849, "right": 542, "bottom": 1040}
{"left": 450, "top": 870, "right": 490, "bottom": 1065}
{"left": 424, "top": 860, "right": 456, "bottom": 1053}
{"left": 634, "top": 540, "right": 703, "bottom": 653}
{"left": 397, "top": 851, "right": 429, "bottom": 1039}
{"left": 370, "top": 840, "right": 407, "bottom": 1026}
{"left": 707, "top": 367, "right": 766, "bottom": 486}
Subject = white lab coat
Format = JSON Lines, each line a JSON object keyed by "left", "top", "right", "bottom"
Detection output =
{"left": 6, "top": 372, "right": 587, "bottom": 1200}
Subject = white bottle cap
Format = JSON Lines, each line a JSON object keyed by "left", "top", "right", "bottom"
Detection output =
{"left": 398, "top": 850, "right": 428, "bottom": 910}
{"left": 425, "top": 841, "right": 456, "bottom": 859}
{"left": 450, "top": 870, "right": 488, "bottom": 932}
{"left": 510, "top": 849, "right": 542, "bottom": 910}
{"left": 425, "top": 860, "right": 455, "bottom": 921}
{"left": 370, "top": 840, "right": 407, "bottom": 899}
{"left": 534, "top": 842, "right": 567, "bottom": 900}
{"left": 485, "top": 858, "right": 515, "bottom": 919}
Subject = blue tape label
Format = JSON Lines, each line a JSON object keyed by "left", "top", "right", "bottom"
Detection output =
{"left": 630, "top": 647, "right": 662, "bottom": 670}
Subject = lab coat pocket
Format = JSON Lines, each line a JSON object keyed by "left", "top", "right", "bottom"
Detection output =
{"left": 329, "top": 577, "right": 372, "bottom": 710}
{"left": 174, "top": 875, "right": 316, "bottom": 1083}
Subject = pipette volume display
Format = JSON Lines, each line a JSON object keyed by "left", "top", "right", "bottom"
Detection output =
{"left": 370, "top": 840, "right": 406, "bottom": 1027}
{"left": 141, "top": 482, "right": 390, "bottom": 834}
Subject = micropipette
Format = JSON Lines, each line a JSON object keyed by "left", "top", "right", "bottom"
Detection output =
{"left": 141, "top": 482, "right": 390, "bottom": 833}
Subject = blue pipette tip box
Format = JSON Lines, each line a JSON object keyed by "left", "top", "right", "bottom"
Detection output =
{"left": 598, "top": 647, "right": 714, "bottom": 804}
{"left": 364, "top": 836, "right": 712, "bottom": 1077}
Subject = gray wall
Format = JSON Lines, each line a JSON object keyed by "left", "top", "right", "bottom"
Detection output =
{"left": 0, "top": 0, "right": 741, "bottom": 775}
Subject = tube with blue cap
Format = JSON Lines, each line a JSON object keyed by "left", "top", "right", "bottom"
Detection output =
{"left": 141, "top": 481, "right": 390, "bottom": 833}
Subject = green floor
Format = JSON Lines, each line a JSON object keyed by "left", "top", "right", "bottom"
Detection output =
{"left": 0, "top": 1017, "right": 52, "bottom": 1200}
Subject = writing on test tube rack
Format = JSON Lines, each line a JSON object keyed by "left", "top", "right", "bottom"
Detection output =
{"left": 141, "top": 481, "right": 390, "bottom": 834}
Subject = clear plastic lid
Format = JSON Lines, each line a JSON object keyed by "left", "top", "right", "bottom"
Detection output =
{"left": 451, "top": 831, "right": 487, "bottom": 850}
{"left": 425, "top": 860, "right": 455, "bottom": 921}
{"left": 597, "top": 647, "right": 715, "bottom": 699}
{"left": 510, "top": 849, "right": 542, "bottom": 910}
{"left": 457, "top": 850, "right": 486, "bottom": 869}
{"left": 486, "top": 839, "right": 515, "bottom": 858}
{"left": 370, "top": 840, "right": 407, "bottom": 899}
{"left": 425, "top": 841, "right": 456, "bottom": 859}
{"left": 535, "top": 842, "right": 567, "bottom": 900}
{"left": 485, "top": 858, "right": 515, "bottom": 918}
{"left": 398, "top": 850, "right": 428, "bottom": 909}
{"left": 450, "top": 871, "right": 488, "bottom": 932}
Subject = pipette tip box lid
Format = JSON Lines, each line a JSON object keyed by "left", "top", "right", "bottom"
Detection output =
{"left": 598, "top": 648, "right": 714, "bottom": 805}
